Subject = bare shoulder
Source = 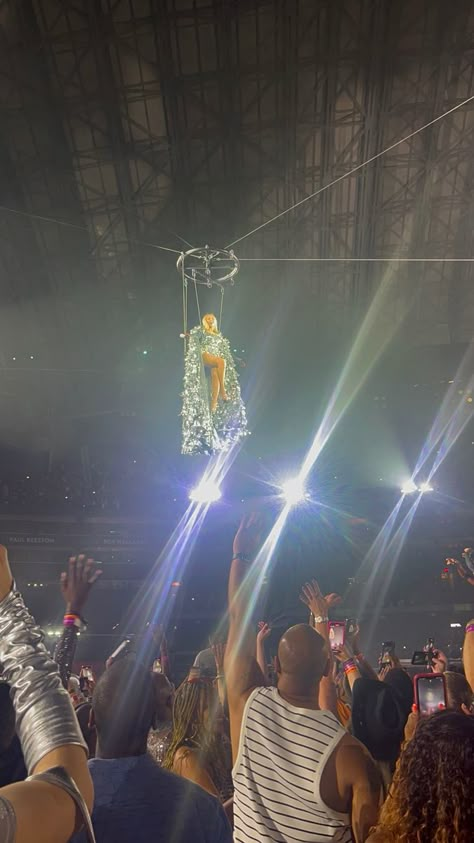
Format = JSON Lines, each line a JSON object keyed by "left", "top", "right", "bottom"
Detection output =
{"left": 172, "top": 745, "right": 198, "bottom": 773}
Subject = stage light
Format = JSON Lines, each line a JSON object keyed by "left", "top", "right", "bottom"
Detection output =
{"left": 280, "top": 476, "right": 308, "bottom": 506}
{"left": 400, "top": 479, "right": 417, "bottom": 495}
{"left": 418, "top": 482, "right": 433, "bottom": 493}
{"left": 189, "top": 479, "right": 222, "bottom": 503}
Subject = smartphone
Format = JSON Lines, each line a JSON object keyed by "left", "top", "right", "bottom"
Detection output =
{"left": 80, "top": 666, "right": 94, "bottom": 681}
{"left": 328, "top": 621, "right": 345, "bottom": 650}
{"left": 411, "top": 650, "right": 430, "bottom": 666}
{"left": 346, "top": 618, "right": 357, "bottom": 637}
{"left": 152, "top": 658, "right": 163, "bottom": 674}
{"left": 109, "top": 638, "right": 131, "bottom": 662}
{"left": 380, "top": 641, "right": 395, "bottom": 666}
{"left": 414, "top": 673, "right": 446, "bottom": 716}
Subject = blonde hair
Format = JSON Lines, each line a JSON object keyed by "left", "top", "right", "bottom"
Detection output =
{"left": 202, "top": 313, "right": 218, "bottom": 331}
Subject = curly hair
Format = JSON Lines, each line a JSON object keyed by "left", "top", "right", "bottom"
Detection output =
{"left": 372, "top": 711, "right": 474, "bottom": 843}
{"left": 163, "top": 677, "right": 228, "bottom": 793}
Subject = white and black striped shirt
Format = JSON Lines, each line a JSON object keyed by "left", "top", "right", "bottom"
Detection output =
{"left": 233, "top": 687, "right": 353, "bottom": 843}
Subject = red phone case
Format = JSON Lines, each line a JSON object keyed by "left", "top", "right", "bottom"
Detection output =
{"left": 328, "top": 621, "right": 345, "bottom": 649}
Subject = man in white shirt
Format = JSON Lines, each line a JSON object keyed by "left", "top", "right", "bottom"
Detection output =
{"left": 225, "top": 515, "right": 382, "bottom": 843}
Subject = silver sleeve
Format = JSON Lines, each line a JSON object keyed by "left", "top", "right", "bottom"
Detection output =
{"left": 0, "top": 588, "right": 87, "bottom": 773}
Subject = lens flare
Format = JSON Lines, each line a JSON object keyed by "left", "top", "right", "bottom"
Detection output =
{"left": 279, "top": 476, "right": 308, "bottom": 506}
{"left": 189, "top": 478, "right": 222, "bottom": 503}
{"left": 400, "top": 479, "right": 417, "bottom": 494}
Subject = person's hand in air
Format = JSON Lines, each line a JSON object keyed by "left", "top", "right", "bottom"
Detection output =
{"left": 299, "top": 579, "right": 341, "bottom": 619}
{"left": 257, "top": 621, "right": 272, "bottom": 643}
{"left": 431, "top": 649, "right": 448, "bottom": 674}
{"left": 60, "top": 554, "right": 102, "bottom": 616}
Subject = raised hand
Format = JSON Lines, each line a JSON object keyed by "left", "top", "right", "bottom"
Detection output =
{"left": 300, "top": 579, "right": 341, "bottom": 619}
{"left": 333, "top": 642, "right": 355, "bottom": 663}
{"left": 324, "top": 592, "right": 343, "bottom": 609}
{"left": 431, "top": 649, "right": 448, "bottom": 674}
{"left": 257, "top": 621, "right": 272, "bottom": 642}
{"left": 233, "top": 512, "right": 264, "bottom": 560}
{"left": 60, "top": 554, "right": 102, "bottom": 616}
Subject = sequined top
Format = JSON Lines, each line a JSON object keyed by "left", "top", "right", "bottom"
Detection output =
{"left": 199, "top": 329, "right": 226, "bottom": 356}
{"left": 0, "top": 796, "right": 15, "bottom": 843}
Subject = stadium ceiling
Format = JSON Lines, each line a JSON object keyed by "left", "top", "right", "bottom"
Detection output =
{"left": 1, "top": 0, "right": 474, "bottom": 361}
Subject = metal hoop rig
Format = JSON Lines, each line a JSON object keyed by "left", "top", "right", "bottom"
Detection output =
{"left": 176, "top": 245, "right": 240, "bottom": 287}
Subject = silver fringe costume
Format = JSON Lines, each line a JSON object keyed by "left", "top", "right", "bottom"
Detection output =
{"left": 182, "top": 326, "right": 248, "bottom": 455}
{"left": 0, "top": 586, "right": 93, "bottom": 841}
{"left": 0, "top": 587, "right": 87, "bottom": 773}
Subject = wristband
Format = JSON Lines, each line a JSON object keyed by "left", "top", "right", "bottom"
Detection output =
{"left": 232, "top": 553, "right": 252, "bottom": 564}
{"left": 465, "top": 624, "right": 474, "bottom": 634}
{"left": 342, "top": 658, "right": 357, "bottom": 673}
{"left": 313, "top": 616, "right": 329, "bottom": 624}
{"left": 63, "top": 613, "right": 87, "bottom": 631}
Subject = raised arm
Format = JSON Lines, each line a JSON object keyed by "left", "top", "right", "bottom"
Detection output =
{"left": 300, "top": 580, "right": 341, "bottom": 717}
{"left": 256, "top": 622, "right": 271, "bottom": 682}
{"left": 224, "top": 515, "right": 265, "bottom": 760}
{"left": 0, "top": 546, "right": 94, "bottom": 843}
{"left": 54, "top": 555, "right": 101, "bottom": 688}
{"left": 335, "top": 737, "right": 382, "bottom": 843}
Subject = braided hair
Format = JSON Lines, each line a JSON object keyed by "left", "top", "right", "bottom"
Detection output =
{"left": 163, "top": 676, "right": 229, "bottom": 796}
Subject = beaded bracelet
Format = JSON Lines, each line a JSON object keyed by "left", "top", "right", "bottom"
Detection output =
{"left": 63, "top": 613, "right": 80, "bottom": 627}
{"left": 342, "top": 658, "right": 357, "bottom": 674}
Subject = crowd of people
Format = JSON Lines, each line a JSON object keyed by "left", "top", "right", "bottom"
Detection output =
{"left": 0, "top": 514, "right": 474, "bottom": 842}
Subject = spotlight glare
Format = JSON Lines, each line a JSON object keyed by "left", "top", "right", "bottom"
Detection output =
{"left": 418, "top": 481, "right": 433, "bottom": 493}
{"left": 400, "top": 479, "right": 417, "bottom": 495}
{"left": 280, "top": 476, "right": 308, "bottom": 506}
{"left": 189, "top": 479, "right": 222, "bottom": 504}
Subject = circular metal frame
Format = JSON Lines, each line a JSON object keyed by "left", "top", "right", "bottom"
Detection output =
{"left": 177, "top": 245, "right": 240, "bottom": 286}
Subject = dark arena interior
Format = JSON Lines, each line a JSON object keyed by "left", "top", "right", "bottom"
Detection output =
{"left": 1, "top": 3, "right": 474, "bottom": 840}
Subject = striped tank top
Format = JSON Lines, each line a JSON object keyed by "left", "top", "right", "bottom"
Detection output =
{"left": 233, "top": 686, "right": 353, "bottom": 843}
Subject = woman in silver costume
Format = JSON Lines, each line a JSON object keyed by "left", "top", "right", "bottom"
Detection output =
{"left": 0, "top": 545, "right": 95, "bottom": 843}
{"left": 182, "top": 313, "right": 248, "bottom": 455}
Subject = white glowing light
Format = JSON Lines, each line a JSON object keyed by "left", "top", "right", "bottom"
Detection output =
{"left": 189, "top": 479, "right": 222, "bottom": 503}
{"left": 280, "top": 476, "right": 308, "bottom": 506}
{"left": 418, "top": 482, "right": 433, "bottom": 493}
{"left": 400, "top": 479, "right": 417, "bottom": 495}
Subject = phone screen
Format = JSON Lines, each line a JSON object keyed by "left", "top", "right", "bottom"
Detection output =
{"left": 416, "top": 674, "right": 446, "bottom": 716}
{"left": 346, "top": 618, "right": 357, "bottom": 637}
{"left": 328, "top": 621, "right": 345, "bottom": 650}
{"left": 380, "top": 641, "right": 395, "bottom": 665}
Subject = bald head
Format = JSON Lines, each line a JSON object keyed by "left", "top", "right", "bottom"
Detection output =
{"left": 277, "top": 625, "right": 328, "bottom": 694}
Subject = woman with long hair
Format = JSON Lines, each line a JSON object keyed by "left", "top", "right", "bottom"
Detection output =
{"left": 368, "top": 710, "right": 474, "bottom": 842}
{"left": 182, "top": 313, "right": 247, "bottom": 455}
{"left": 163, "top": 675, "right": 232, "bottom": 804}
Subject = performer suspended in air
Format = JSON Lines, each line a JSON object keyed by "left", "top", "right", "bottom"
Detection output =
{"left": 182, "top": 313, "right": 248, "bottom": 455}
